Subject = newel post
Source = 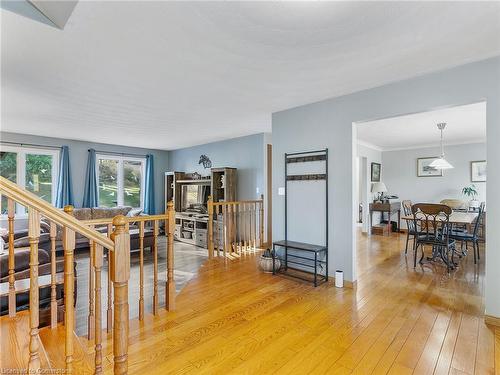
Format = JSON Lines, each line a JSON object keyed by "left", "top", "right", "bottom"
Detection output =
{"left": 207, "top": 196, "right": 214, "bottom": 259}
{"left": 110, "top": 215, "right": 130, "bottom": 375}
{"left": 166, "top": 200, "right": 176, "bottom": 310}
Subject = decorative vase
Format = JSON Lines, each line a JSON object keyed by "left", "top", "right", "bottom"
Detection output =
{"left": 259, "top": 255, "right": 280, "bottom": 273}
{"left": 469, "top": 199, "right": 480, "bottom": 209}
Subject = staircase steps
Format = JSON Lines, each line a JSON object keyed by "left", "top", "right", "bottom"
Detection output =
{"left": 1, "top": 311, "right": 95, "bottom": 373}
{"left": 39, "top": 324, "right": 96, "bottom": 374}
{"left": 0, "top": 311, "right": 51, "bottom": 370}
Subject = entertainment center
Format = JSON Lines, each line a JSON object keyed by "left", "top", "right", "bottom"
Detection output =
{"left": 164, "top": 167, "right": 237, "bottom": 249}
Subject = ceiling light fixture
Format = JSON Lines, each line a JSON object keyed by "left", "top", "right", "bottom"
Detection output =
{"left": 429, "top": 122, "right": 454, "bottom": 170}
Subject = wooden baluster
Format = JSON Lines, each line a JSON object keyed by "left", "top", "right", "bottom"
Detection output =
{"left": 138, "top": 221, "right": 145, "bottom": 320}
{"left": 260, "top": 195, "right": 264, "bottom": 248}
{"left": 110, "top": 215, "right": 130, "bottom": 375}
{"left": 107, "top": 223, "right": 113, "bottom": 333}
{"left": 63, "top": 205, "right": 75, "bottom": 371}
{"left": 94, "top": 244, "right": 103, "bottom": 374}
{"left": 239, "top": 204, "right": 243, "bottom": 253}
{"left": 207, "top": 196, "right": 214, "bottom": 259}
{"left": 242, "top": 203, "right": 247, "bottom": 252}
{"left": 88, "top": 225, "right": 95, "bottom": 340}
{"left": 50, "top": 221, "right": 57, "bottom": 328}
{"left": 227, "top": 204, "right": 233, "bottom": 253}
{"left": 28, "top": 207, "right": 41, "bottom": 371}
{"left": 246, "top": 203, "right": 250, "bottom": 252}
{"left": 216, "top": 205, "right": 221, "bottom": 256}
{"left": 233, "top": 204, "right": 238, "bottom": 254}
{"left": 7, "top": 199, "right": 16, "bottom": 317}
{"left": 253, "top": 203, "right": 257, "bottom": 251}
{"left": 222, "top": 204, "right": 227, "bottom": 257}
{"left": 248, "top": 203, "right": 252, "bottom": 252}
{"left": 235, "top": 204, "right": 241, "bottom": 254}
{"left": 153, "top": 219, "right": 159, "bottom": 315}
{"left": 166, "top": 201, "right": 175, "bottom": 310}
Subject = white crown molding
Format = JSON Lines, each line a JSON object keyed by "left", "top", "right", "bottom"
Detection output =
{"left": 357, "top": 140, "right": 383, "bottom": 152}
{"left": 380, "top": 139, "right": 486, "bottom": 152}
{"left": 357, "top": 139, "right": 486, "bottom": 152}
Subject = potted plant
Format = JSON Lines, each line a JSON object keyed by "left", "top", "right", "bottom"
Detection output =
{"left": 462, "top": 184, "right": 479, "bottom": 209}
{"left": 259, "top": 248, "right": 280, "bottom": 273}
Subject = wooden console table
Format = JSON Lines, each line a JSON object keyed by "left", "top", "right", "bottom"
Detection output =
{"left": 369, "top": 202, "right": 401, "bottom": 236}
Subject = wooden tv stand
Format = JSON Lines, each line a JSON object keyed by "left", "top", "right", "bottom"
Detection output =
{"left": 174, "top": 212, "right": 209, "bottom": 248}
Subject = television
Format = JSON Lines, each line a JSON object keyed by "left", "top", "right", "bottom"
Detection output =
{"left": 181, "top": 185, "right": 210, "bottom": 213}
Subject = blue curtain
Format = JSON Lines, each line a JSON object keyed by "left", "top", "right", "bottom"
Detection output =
{"left": 143, "top": 154, "right": 155, "bottom": 214}
{"left": 82, "top": 148, "right": 98, "bottom": 208}
{"left": 55, "top": 146, "right": 74, "bottom": 208}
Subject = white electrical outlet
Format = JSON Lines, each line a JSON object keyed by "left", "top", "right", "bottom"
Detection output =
{"left": 256, "top": 187, "right": 260, "bottom": 194}
{"left": 278, "top": 187, "right": 285, "bottom": 196}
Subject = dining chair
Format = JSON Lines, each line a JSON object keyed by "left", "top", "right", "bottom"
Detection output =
{"left": 411, "top": 203, "right": 456, "bottom": 271}
{"left": 402, "top": 200, "right": 419, "bottom": 254}
{"left": 450, "top": 202, "right": 485, "bottom": 264}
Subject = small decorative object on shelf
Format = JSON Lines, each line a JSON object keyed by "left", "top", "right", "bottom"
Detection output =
{"left": 259, "top": 248, "right": 280, "bottom": 273}
{"left": 199, "top": 154, "right": 212, "bottom": 169}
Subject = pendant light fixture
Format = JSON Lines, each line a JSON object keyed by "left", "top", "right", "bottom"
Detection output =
{"left": 429, "top": 122, "right": 454, "bottom": 170}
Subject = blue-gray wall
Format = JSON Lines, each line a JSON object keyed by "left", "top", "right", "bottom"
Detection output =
{"left": 272, "top": 57, "right": 500, "bottom": 318}
{"left": 0, "top": 132, "right": 169, "bottom": 213}
{"left": 168, "top": 133, "right": 267, "bottom": 200}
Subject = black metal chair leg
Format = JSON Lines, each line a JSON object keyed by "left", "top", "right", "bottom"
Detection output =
{"left": 472, "top": 240, "right": 477, "bottom": 264}
{"left": 476, "top": 240, "right": 480, "bottom": 260}
{"left": 414, "top": 243, "right": 418, "bottom": 268}
{"left": 405, "top": 232, "right": 410, "bottom": 254}
{"left": 419, "top": 245, "right": 425, "bottom": 264}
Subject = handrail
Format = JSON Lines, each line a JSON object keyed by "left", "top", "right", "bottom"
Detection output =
{"left": 210, "top": 199, "right": 263, "bottom": 206}
{"left": 82, "top": 214, "right": 168, "bottom": 226}
{"left": 0, "top": 176, "right": 114, "bottom": 250}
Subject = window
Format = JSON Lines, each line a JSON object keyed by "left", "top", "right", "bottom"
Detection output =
{"left": 96, "top": 154, "right": 145, "bottom": 208}
{"left": 0, "top": 145, "right": 59, "bottom": 214}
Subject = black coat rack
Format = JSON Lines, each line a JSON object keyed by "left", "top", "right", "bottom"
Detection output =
{"left": 272, "top": 148, "right": 329, "bottom": 286}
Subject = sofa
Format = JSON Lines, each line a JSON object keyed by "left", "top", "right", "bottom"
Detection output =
{"left": 3, "top": 206, "right": 156, "bottom": 253}
{"left": 50, "top": 206, "right": 156, "bottom": 252}
{"left": 0, "top": 247, "right": 76, "bottom": 326}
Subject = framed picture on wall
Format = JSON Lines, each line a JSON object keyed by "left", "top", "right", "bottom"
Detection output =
{"left": 371, "top": 162, "right": 381, "bottom": 182}
{"left": 471, "top": 160, "right": 486, "bottom": 182}
{"left": 417, "top": 157, "right": 443, "bottom": 177}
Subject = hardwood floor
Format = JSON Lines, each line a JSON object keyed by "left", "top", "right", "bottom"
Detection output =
{"left": 87, "top": 230, "right": 497, "bottom": 374}
{"left": 2, "top": 231, "right": 498, "bottom": 374}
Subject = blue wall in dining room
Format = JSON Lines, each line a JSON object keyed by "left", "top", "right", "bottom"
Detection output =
{"left": 0, "top": 131, "right": 169, "bottom": 213}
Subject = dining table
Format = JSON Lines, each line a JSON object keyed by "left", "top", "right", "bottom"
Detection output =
{"left": 401, "top": 211, "right": 479, "bottom": 269}
{"left": 400, "top": 211, "right": 478, "bottom": 225}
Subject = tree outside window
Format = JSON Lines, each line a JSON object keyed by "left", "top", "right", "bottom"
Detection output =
{"left": 97, "top": 155, "right": 144, "bottom": 208}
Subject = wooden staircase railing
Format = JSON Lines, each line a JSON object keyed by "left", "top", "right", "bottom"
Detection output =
{"left": 0, "top": 176, "right": 176, "bottom": 374}
{"left": 207, "top": 195, "right": 264, "bottom": 258}
{"left": 82, "top": 202, "right": 176, "bottom": 317}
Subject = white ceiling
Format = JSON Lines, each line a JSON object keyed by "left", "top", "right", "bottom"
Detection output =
{"left": 357, "top": 101, "right": 486, "bottom": 151}
{"left": 1, "top": 2, "right": 499, "bottom": 150}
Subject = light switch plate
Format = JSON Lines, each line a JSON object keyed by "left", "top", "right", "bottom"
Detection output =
{"left": 278, "top": 187, "right": 285, "bottom": 196}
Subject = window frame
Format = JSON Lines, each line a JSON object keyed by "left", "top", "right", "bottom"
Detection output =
{"left": 0, "top": 144, "right": 59, "bottom": 216}
{"left": 95, "top": 154, "right": 146, "bottom": 209}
